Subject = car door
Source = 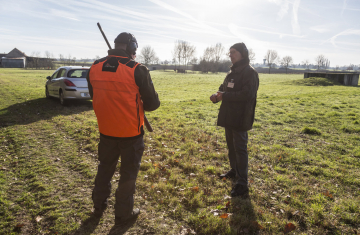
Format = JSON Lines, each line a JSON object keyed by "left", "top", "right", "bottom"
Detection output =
{"left": 48, "top": 69, "right": 60, "bottom": 96}
{"left": 52, "top": 68, "right": 67, "bottom": 96}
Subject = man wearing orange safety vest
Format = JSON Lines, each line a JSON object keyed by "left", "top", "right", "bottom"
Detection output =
{"left": 86, "top": 32, "right": 160, "bottom": 225}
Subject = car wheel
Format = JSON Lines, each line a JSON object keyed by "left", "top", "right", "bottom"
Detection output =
{"left": 59, "top": 90, "right": 67, "bottom": 105}
{"left": 45, "top": 86, "right": 50, "bottom": 99}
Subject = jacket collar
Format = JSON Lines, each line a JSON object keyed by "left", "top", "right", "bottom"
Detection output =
{"left": 230, "top": 59, "right": 249, "bottom": 74}
{"left": 107, "top": 49, "right": 131, "bottom": 58}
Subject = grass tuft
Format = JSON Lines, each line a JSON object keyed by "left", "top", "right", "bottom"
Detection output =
{"left": 301, "top": 126, "right": 321, "bottom": 135}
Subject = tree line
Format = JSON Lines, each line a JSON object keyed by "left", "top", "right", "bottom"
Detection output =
{"left": 24, "top": 46, "right": 359, "bottom": 73}
{"left": 25, "top": 51, "right": 56, "bottom": 70}
{"left": 138, "top": 42, "right": 359, "bottom": 74}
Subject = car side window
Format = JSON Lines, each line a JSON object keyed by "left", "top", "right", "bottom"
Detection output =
{"left": 51, "top": 70, "right": 59, "bottom": 79}
{"left": 57, "top": 69, "right": 66, "bottom": 78}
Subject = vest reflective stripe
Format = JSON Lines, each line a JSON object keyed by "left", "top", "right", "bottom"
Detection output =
{"left": 89, "top": 55, "right": 144, "bottom": 137}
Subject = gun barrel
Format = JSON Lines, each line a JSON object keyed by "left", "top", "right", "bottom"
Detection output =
{"left": 144, "top": 115, "right": 153, "bottom": 132}
{"left": 97, "top": 22, "right": 112, "bottom": 50}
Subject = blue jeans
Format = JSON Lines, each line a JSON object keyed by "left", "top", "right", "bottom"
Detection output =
{"left": 225, "top": 128, "right": 248, "bottom": 186}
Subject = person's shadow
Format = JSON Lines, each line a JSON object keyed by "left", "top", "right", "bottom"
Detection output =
{"left": 107, "top": 219, "right": 137, "bottom": 235}
{"left": 71, "top": 214, "right": 137, "bottom": 235}
{"left": 0, "top": 97, "right": 93, "bottom": 127}
{"left": 229, "top": 196, "right": 260, "bottom": 234}
{"left": 72, "top": 214, "right": 101, "bottom": 235}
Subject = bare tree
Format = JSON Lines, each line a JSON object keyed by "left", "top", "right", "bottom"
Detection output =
{"left": 139, "top": 46, "right": 157, "bottom": 65}
{"left": 301, "top": 59, "right": 310, "bottom": 70}
{"left": 31, "top": 51, "right": 41, "bottom": 69}
{"left": 324, "top": 58, "right": 330, "bottom": 70}
{"left": 172, "top": 40, "right": 183, "bottom": 70}
{"left": 59, "top": 54, "right": 65, "bottom": 66}
{"left": 180, "top": 41, "right": 196, "bottom": 71}
{"left": 347, "top": 64, "right": 354, "bottom": 71}
{"left": 334, "top": 65, "right": 340, "bottom": 71}
{"left": 280, "top": 56, "right": 293, "bottom": 74}
{"left": 153, "top": 56, "right": 160, "bottom": 65}
{"left": 213, "top": 43, "right": 224, "bottom": 63}
{"left": 200, "top": 47, "right": 214, "bottom": 73}
{"left": 171, "top": 51, "right": 177, "bottom": 70}
{"left": 190, "top": 57, "right": 198, "bottom": 64}
{"left": 81, "top": 58, "right": 91, "bottom": 66}
{"left": 315, "top": 55, "right": 324, "bottom": 70}
{"left": 162, "top": 60, "right": 169, "bottom": 70}
{"left": 67, "top": 54, "right": 72, "bottom": 66}
{"left": 44, "top": 51, "right": 55, "bottom": 69}
{"left": 211, "top": 43, "right": 225, "bottom": 72}
{"left": 44, "top": 51, "right": 51, "bottom": 59}
{"left": 264, "top": 50, "right": 278, "bottom": 74}
{"left": 248, "top": 48, "right": 256, "bottom": 65}
{"left": 315, "top": 54, "right": 330, "bottom": 70}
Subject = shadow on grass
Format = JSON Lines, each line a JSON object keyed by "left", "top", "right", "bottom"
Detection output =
{"left": 0, "top": 97, "right": 93, "bottom": 127}
{"left": 71, "top": 214, "right": 137, "bottom": 234}
{"left": 107, "top": 219, "right": 137, "bottom": 235}
{"left": 230, "top": 196, "right": 260, "bottom": 234}
{"left": 72, "top": 214, "right": 101, "bottom": 235}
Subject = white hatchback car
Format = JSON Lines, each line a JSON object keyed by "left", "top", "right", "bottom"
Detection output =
{"left": 45, "top": 66, "right": 91, "bottom": 105}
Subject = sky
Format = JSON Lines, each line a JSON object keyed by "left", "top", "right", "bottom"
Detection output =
{"left": 1, "top": 0, "right": 359, "bottom": 66}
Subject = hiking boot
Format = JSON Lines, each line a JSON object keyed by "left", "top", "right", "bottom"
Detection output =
{"left": 115, "top": 208, "right": 140, "bottom": 225}
{"left": 92, "top": 202, "right": 107, "bottom": 217}
{"left": 219, "top": 169, "right": 236, "bottom": 179}
{"left": 231, "top": 184, "right": 249, "bottom": 198}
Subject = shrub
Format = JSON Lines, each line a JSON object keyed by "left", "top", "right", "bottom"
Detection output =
{"left": 291, "top": 77, "right": 340, "bottom": 86}
{"left": 301, "top": 126, "right": 321, "bottom": 135}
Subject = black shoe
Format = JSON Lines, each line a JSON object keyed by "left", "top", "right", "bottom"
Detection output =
{"left": 219, "top": 169, "right": 236, "bottom": 179}
{"left": 92, "top": 202, "right": 108, "bottom": 217}
{"left": 115, "top": 208, "right": 140, "bottom": 225}
{"left": 231, "top": 184, "right": 249, "bottom": 198}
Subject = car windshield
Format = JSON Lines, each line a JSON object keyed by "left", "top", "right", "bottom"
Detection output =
{"left": 67, "top": 69, "right": 89, "bottom": 78}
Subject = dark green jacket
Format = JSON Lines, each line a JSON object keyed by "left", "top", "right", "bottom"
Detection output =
{"left": 217, "top": 61, "right": 259, "bottom": 131}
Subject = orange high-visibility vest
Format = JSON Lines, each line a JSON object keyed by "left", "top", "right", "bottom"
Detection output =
{"left": 89, "top": 55, "right": 144, "bottom": 137}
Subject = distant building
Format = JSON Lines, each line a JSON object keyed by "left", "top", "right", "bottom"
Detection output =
{"left": 0, "top": 48, "right": 27, "bottom": 68}
{"left": 304, "top": 71, "right": 359, "bottom": 86}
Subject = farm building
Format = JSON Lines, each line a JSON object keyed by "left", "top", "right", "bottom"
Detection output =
{"left": 304, "top": 71, "right": 359, "bottom": 86}
{"left": 1, "top": 57, "right": 26, "bottom": 68}
{"left": 0, "top": 48, "right": 27, "bottom": 68}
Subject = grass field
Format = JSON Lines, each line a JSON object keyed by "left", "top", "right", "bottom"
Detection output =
{"left": 0, "top": 68, "right": 359, "bottom": 235}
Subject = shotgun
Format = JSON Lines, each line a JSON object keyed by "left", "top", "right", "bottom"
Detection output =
{"left": 97, "top": 22, "right": 154, "bottom": 132}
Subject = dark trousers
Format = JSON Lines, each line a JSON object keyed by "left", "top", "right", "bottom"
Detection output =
{"left": 92, "top": 134, "right": 144, "bottom": 218}
{"left": 225, "top": 128, "right": 248, "bottom": 186}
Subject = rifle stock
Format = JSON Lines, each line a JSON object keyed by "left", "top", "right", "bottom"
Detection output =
{"left": 96, "top": 22, "right": 153, "bottom": 132}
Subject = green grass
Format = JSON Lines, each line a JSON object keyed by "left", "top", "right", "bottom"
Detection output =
{"left": 0, "top": 69, "right": 359, "bottom": 234}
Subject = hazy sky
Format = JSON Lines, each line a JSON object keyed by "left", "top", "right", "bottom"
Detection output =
{"left": 1, "top": 0, "right": 359, "bottom": 66}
